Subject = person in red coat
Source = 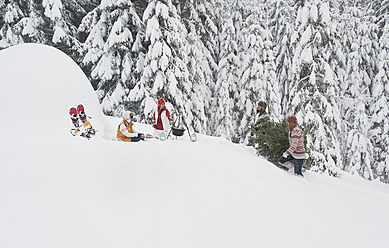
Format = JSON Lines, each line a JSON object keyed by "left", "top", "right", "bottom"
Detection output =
{"left": 152, "top": 98, "right": 174, "bottom": 140}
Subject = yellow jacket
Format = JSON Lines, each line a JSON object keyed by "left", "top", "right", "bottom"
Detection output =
{"left": 117, "top": 119, "right": 135, "bottom": 142}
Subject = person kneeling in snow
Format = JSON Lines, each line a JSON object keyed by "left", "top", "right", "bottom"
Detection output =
{"left": 152, "top": 98, "right": 174, "bottom": 140}
{"left": 117, "top": 111, "right": 145, "bottom": 142}
{"left": 278, "top": 116, "right": 305, "bottom": 177}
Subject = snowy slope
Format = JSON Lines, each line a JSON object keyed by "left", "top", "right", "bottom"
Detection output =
{"left": 0, "top": 44, "right": 389, "bottom": 248}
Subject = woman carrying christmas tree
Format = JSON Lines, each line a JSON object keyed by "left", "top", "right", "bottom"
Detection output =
{"left": 278, "top": 116, "right": 306, "bottom": 177}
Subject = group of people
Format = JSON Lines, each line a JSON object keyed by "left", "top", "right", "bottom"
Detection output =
{"left": 252, "top": 100, "right": 306, "bottom": 177}
{"left": 117, "top": 97, "right": 306, "bottom": 177}
{"left": 117, "top": 98, "right": 174, "bottom": 142}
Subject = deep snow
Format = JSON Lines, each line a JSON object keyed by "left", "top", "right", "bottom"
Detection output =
{"left": 0, "top": 44, "right": 389, "bottom": 248}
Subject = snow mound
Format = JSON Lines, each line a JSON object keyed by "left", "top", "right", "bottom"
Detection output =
{"left": 0, "top": 44, "right": 114, "bottom": 143}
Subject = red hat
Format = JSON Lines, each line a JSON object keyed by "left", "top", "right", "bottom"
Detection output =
{"left": 158, "top": 98, "right": 165, "bottom": 107}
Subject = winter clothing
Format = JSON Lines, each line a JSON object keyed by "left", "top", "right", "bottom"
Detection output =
{"left": 257, "top": 100, "right": 267, "bottom": 110}
{"left": 158, "top": 98, "right": 165, "bottom": 107}
{"left": 153, "top": 106, "right": 173, "bottom": 130}
{"left": 154, "top": 129, "right": 169, "bottom": 139}
{"left": 253, "top": 100, "right": 270, "bottom": 129}
{"left": 278, "top": 123, "right": 305, "bottom": 176}
{"left": 247, "top": 101, "right": 270, "bottom": 147}
{"left": 253, "top": 109, "right": 270, "bottom": 131}
{"left": 283, "top": 126, "right": 305, "bottom": 159}
{"left": 117, "top": 117, "right": 143, "bottom": 142}
{"left": 123, "top": 111, "right": 133, "bottom": 121}
{"left": 152, "top": 99, "right": 173, "bottom": 139}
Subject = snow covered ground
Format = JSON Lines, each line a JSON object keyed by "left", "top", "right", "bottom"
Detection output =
{"left": 1, "top": 44, "right": 389, "bottom": 248}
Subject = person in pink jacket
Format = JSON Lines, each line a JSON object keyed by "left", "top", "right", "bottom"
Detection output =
{"left": 152, "top": 98, "right": 174, "bottom": 140}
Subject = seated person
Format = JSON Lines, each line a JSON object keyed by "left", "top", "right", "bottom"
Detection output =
{"left": 117, "top": 111, "right": 145, "bottom": 142}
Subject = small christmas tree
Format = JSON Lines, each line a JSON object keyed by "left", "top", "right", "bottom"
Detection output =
{"left": 251, "top": 120, "right": 289, "bottom": 164}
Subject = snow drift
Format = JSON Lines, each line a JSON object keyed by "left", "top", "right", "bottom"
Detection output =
{"left": 0, "top": 44, "right": 114, "bottom": 143}
{"left": 0, "top": 44, "right": 389, "bottom": 248}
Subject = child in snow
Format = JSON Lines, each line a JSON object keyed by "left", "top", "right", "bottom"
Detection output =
{"left": 278, "top": 116, "right": 306, "bottom": 177}
{"left": 117, "top": 111, "right": 145, "bottom": 142}
{"left": 152, "top": 98, "right": 174, "bottom": 140}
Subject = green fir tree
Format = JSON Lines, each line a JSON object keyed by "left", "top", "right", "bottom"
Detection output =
{"left": 251, "top": 120, "right": 289, "bottom": 164}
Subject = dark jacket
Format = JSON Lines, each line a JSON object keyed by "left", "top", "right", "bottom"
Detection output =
{"left": 254, "top": 110, "right": 270, "bottom": 131}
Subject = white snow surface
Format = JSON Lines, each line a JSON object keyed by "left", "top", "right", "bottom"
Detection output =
{"left": 1, "top": 44, "right": 389, "bottom": 248}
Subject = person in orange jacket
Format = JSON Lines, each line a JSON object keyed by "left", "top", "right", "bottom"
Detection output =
{"left": 152, "top": 98, "right": 174, "bottom": 140}
{"left": 117, "top": 111, "right": 145, "bottom": 142}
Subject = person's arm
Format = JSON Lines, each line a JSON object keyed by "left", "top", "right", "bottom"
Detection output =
{"left": 120, "top": 123, "right": 138, "bottom": 138}
{"left": 166, "top": 109, "right": 174, "bottom": 125}
{"left": 152, "top": 111, "right": 157, "bottom": 128}
{"left": 256, "top": 113, "right": 270, "bottom": 125}
{"left": 166, "top": 109, "right": 173, "bottom": 121}
{"left": 254, "top": 113, "right": 270, "bottom": 130}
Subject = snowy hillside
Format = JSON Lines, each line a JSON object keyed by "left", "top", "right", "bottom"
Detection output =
{"left": 0, "top": 44, "right": 389, "bottom": 248}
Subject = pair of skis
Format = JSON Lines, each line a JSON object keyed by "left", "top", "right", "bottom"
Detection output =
{"left": 69, "top": 104, "right": 96, "bottom": 139}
